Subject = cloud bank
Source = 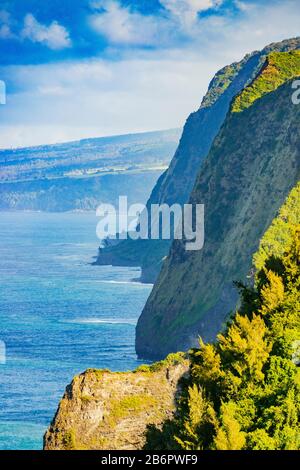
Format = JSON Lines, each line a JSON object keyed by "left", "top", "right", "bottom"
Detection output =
{"left": 0, "top": 0, "right": 299, "bottom": 148}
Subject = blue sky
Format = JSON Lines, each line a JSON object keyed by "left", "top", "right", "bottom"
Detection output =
{"left": 0, "top": 0, "right": 246, "bottom": 65}
{"left": 0, "top": 0, "right": 299, "bottom": 147}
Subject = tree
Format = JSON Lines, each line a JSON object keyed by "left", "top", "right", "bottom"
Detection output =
{"left": 171, "top": 184, "right": 300, "bottom": 451}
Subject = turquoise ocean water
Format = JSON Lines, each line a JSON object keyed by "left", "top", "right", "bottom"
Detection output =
{"left": 0, "top": 211, "right": 152, "bottom": 450}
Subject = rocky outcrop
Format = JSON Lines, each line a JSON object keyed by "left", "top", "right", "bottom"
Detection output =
{"left": 94, "top": 38, "right": 300, "bottom": 283}
{"left": 136, "top": 52, "right": 300, "bottom": 360}
{"left": 44, "top": 353, "right": 189, "bottom": 450}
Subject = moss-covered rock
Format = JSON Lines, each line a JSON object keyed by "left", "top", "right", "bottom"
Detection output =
{"left": 43, "top": 353, "right": 189, "bottom": 450}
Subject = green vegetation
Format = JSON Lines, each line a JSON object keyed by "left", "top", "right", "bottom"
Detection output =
{"left": 232, "top": 51, "right": 300, "bottom": 112}
{"left": 254, "top": 183, "right": 300, "bottom": 271}
{"left": 54, "top": 194, "right": 300, "bottom": 450}
{"left": 62, "top": 430, "right": 76, "bottom": 450}
{"left": 146, "top": 185, "right": 300, "bottom": 450}
{"left": 85, "top": 368, "right": 111, "bottom": 381}
{"left": 201, "top": 60, "right": 246, "bottom": 108}
{"left": 135, "top": 352, "right": 187, "bottom": 374}
{"left": 81, "top": 394, "right": 93, "bottom": 404}
{"left": 44, "top": 350, "right": 189, "bottom": 450}
{"left": 107, "top": 394, "right": 158, "bottom": 427}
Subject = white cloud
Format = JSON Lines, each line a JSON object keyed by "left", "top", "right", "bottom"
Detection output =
{"left": 1, "top": 0, "right": 300, "bottom": 148}
{"left": 0, "top": 52, "right": 214, "bottom": 147}
{"left": 89, "top": 0, "right": 225, "bottom": 46}
{"left": 0, "top": 10, "right": 10, "bottom": 24}
{"left": 90, "top": 1, "right": 164, "bottom": 46}
{"left": 0, "top": 9, "right": 15, "bottom": 39}
{"left": 233, "top": 0, "right": 253, "bottom": 12}
{"left": 160, "top": 0, "right": 223, "bottom": 27}
{"left": 0, "top": 24, "right": 12, "bottom": 39}
{"left": 21, "top": 13, "right": 71, "bottom": 50}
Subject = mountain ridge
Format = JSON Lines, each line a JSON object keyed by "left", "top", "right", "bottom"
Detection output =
{"left": 0, "top": 129, "right": 180, "bottom": 212}
{"left": 95, "top": 37, "right": 300, "bottom": 283}
{"left": 136, "top": 58, "right": 300, "bottom": 359}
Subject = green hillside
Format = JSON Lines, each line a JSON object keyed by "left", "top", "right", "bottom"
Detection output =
{"left": 254, "top": 183, "right": 300, "bottom": 271}
{"left": 233, "top": 51, "right": 300, "bottom": 112}
{"left": 136, "top": 52, "right": 300, "bottom": 360}
{"left": 95, "top": 38, "right": 300, "bottom": 283}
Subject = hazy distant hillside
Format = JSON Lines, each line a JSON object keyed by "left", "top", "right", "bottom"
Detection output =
{"left": 0, "top": 129, "right": 180, "bottom": 212}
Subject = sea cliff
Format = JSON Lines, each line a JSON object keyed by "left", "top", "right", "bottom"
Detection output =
{"left": 44, "top": 353, "right": 189, "bottom": 450}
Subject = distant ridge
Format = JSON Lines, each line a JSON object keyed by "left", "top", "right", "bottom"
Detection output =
{"left": 0, "top": 128, "right": 181, "bottom": 212}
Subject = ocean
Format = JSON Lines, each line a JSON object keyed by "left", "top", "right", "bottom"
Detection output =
{"left": 0, "top": 211, "right": 152, "bottom": 450}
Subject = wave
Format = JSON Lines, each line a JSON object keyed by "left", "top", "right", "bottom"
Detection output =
{"left": 60, "top": 318, "right": 137, "bottom": 325}
{"left": 95, "top": 280, "right": 153, "bottom": 287}
{"left": 51, "top": 243, "right": 96, "bottom": 248}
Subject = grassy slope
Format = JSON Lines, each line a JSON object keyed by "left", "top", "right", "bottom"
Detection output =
{"left": 233, "top": 51, "right": 300, "bottom": 112}
{"left": 254, "top": 182, "right": 300, "bottom": 271}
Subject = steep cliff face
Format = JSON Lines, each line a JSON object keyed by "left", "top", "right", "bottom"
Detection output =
{"left": 136, "top": 54, "right": 300, "bottom": 359}
{"left": 94, "top": 38, "right": 300, "bottom": 283}
{"left": 44, "top": 353, "right": 189, "bottom": 451}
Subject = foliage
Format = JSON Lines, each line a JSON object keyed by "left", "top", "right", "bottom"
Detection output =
{"left": 146, "top": 184, "right": 300, "bottom": 450}
{"left": 232, "top": 51, "right": 300, "bottom": 112}
{"left": 254, "top": 183, "right": 300, "bottom": 271}
{"left": 201, "top": 60, "right": 246, "bottom": 108}
{"left": 62, "top": 429, "right": 76, "bottom": 450}
{"left": 135, "top": 352, "right": 187, "bottom": 374}
{"left": 107, "top": 394, "right": 158, "bottom": 427}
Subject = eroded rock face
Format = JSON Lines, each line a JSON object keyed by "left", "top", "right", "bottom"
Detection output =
{"left": 44, "top": 353, "right": 189, "bottom": 450}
